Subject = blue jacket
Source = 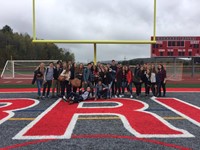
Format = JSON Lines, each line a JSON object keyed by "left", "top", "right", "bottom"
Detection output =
{"left": 83, "top": 68, "right": 91, "bottom": 82}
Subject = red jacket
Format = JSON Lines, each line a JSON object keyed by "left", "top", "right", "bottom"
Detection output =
{"left": 126, "top": 70, "right": 133, "bottom": 84}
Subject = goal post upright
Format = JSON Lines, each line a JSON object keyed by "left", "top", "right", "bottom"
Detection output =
{"left": 32, "top": 0, "right": 157, "bottom": 65}
{"left": 33, "top": 0, "right": 36, "bottom": 40}
{"left": 153, "top": 0, "right": 157, "bottom": 41}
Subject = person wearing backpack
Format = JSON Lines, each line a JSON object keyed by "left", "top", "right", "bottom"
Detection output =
{"left": 42, "top": 62, "right": 54, "bottom": 99}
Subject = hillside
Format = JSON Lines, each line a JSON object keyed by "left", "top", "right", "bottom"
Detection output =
{"left": 0, "top": 25, "right": 75, "bottom": 68}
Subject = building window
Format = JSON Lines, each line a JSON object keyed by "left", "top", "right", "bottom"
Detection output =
{"left": 172, "top": 41, "right": 176, "bottom": 46}
{"left": 177, "top": 41, "right": 181, "bottom": 46}
{"left": 152, "top": 50, "right": 155, "bottom": 53}
{"left": 181, "top": 41, "right": 184, "bottom": 46}
{"left": 160, "top": 52, "right": 163, "bottom": 56}
{"left": 194, "top": 44, "right": 199, "bottom": 48}
{"left": 189, "top": 52, "right": 192, "bottom": 56}
{"left": 168, "top": 41, "right": 172, "bottom": 47}
{"left": 167, "top": 52, "right": 173, "bottom": 56}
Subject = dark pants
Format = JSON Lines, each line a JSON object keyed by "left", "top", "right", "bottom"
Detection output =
{"left": 127, "top": 82, "right": 133, "bottom": 95}
{"left": 134, "top": 82, "right": 141, "bottom": 96}
{"left": 151, "top": 83, "right": 156, "bottom": 96}
{"left": 111, "top": 80, "right": 117, "bottom": 96}
{"left": 157, "top": 81, "right": 166, "bottom": 96}
{"left": 42, "top": 80, "right": 52, "bottom": 97}
{"left": 116, "top": 81, "right": 122, "bottom": 96}
{"left": 96, "top": 89, "right": 108, "bottom": 99}
{"left": 145, "top": 82, "right": 151, "bottom": 95}
{"left": 68, "top": 92, "right": 83, "bottom": 103}
{"left": 61, "top": 80, "right": 71, "bottom": 97}
{"left": 122, "top": 81, "right": 127, "bottom": 94}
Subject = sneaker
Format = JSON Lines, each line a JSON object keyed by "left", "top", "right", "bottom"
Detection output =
{"left": 130, "top": 95, "right": 133, "bottom": 98}
{"left": 41, "top": 96, "right": 45, "bottom": 100}
{"left": 115, "top": 95, "right": 118, "bottom": 98}
{"left": 119, "top": 95, "right": 123, "bottom": 98}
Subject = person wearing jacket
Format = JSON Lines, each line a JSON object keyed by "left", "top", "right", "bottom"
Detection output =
{"left": 103, "top": 66, "right": 112, "bottom": 99}
{"left": 150, "top": 66, "right": 157, "bottom": 96}
{"left": 34, "top": 63, "right": 46, "bottom": 99}
{"left": 60, "top": 62, "right": 71, "bottom": 100}
{"left": 157, "top": 64, "right": 167, "bottom": 97}
{"left": 66, "top": 87, "right": 91, "bottom": 104}
{"left": 144, "top": 69, "right": 151, "bottom": 96}
{"left": 83, "top": 63, "right": 94, "bottom": 97}
{"left": 126, "top": 66, "right": 133, "bottom": 98}
{"left": 52, "top": 63, "right": 62, "bottom": 98}
{"left": 133, "top": 66, "right": 143, "bottom": 98}
{"left": 42, "top": 62, "right": 54, "bottom": 99}
{"left": 121, "top": 66, "right": 127, "bottom": 97}
{"left": 110, "top": 60, "right": 117, "bottom": 97}
{"left": 95, "top": 79, "right": 109, "bottom": 100}
{"left": 115, "top": 64, "right": 123, "bottom": 97}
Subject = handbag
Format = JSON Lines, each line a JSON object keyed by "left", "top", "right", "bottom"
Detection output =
{"left": 58, "top": 75, "right": 66, "bottom": 81}
{"left": 70, "top": 78, "right": 81, "bottom": 88}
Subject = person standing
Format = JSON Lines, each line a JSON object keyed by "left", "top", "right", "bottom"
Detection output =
{"left": 121, "top": 65, "right": 127, "bottom": 97}
{"left": 115, "top": 64, "right": 123, "bottom": 98}
{"left": 110, "top": 60, "right": 117, "bottom": 97}
{"left": 83, "top": 63, "right": 94, "bottom": 97}
{"left": 52, "top": 63, "right": 62, "bottom": 98}
{"left": 157, "top": 64, "right": 167, "bottom": 97}
{"left": 60, "top": 62, "right": 71, "bottom": 100}
{"left": 133, "top": 66, "right": 143, "bottom": 98}
{"left": 34, "top": 63, "right": 46, "bottom": 99}
{"left": 42, "top": 62, "right": 54, "bottom": 99}
{"left": 150, "top": 66, "right": 157, "bottom": 96}
{"left": 126, "top": 66, "right": 133, "bottom": 98}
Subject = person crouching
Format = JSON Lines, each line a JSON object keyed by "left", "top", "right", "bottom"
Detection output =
{"left": 95, "top": 79, "right": 109, "bottom": 100}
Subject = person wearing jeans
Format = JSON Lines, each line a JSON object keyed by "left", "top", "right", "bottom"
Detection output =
{"left": 42, "top": 62, "right": 54, "bottom": 99}
{"left": 34, "top": 62, "right": 45, "bottom": 99}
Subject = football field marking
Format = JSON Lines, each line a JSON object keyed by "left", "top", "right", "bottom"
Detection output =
{"left": 8, "top": 116, "right": 185, "bottom": 121}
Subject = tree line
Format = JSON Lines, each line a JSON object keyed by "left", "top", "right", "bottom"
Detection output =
{"left": 0, "top": 25, "right": 75, "bottom": 68}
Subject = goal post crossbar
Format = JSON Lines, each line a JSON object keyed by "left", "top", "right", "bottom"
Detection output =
{"left": 32, "top": 40, "right": 157, "bottom": 44}
{"left": 32, "top": 0, "right": 157, "bottom": 44}
{"left": 32, "top": 0, "right": 157, "bottom": 65}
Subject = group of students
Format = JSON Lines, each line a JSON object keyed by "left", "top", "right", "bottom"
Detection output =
{"left": 33, "top": 60, "right": 167, "bottom": 104}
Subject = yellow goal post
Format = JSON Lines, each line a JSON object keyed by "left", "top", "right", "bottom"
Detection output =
{"left": 32, "top": 0, "right": 157, "bottom": 64}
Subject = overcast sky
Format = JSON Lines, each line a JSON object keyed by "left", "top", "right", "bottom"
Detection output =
{"left": 0, "top": 0, "right": 200, "bottom": 63}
